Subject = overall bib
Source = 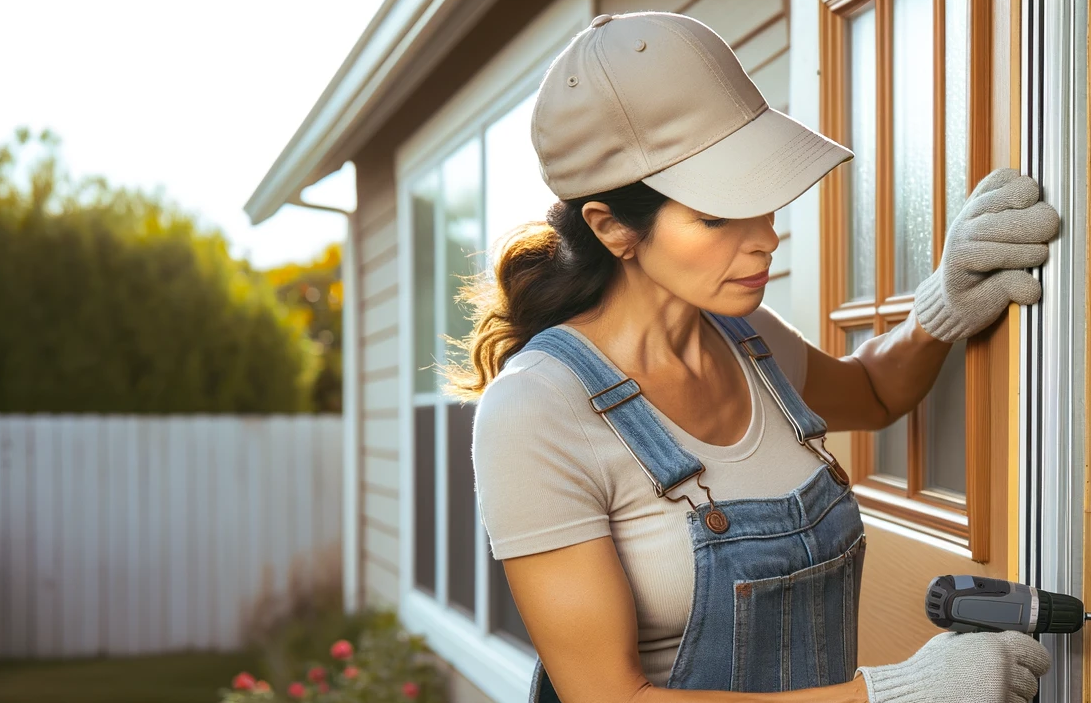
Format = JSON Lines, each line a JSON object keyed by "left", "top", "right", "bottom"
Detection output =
{"left": 519, "top": 312, "right": 866, "bottom": 701}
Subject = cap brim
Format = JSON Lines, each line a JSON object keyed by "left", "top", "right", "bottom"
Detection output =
{"left": 641, "top": 107, "right": 853, "bottom": 219}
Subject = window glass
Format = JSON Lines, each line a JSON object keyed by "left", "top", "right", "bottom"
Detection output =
{"left": 846, "top": 327, "right": 873, "bottom": 356}
{"left": 876, "top": 415, "right": 910, "bottom": 481}
{"left": 447, "top": 403, "right": 477, "bottom": 616}
{"left": 491, "top": 559, "right": 532, "bottom": 647}
{"left": 412, "top": 174, "right": 439, "bottom": 393}
{"left": 945, "top": 0, "right": 970, "bottom": 228}
{"left": 927, "top": 0, "right": 969, "bottom": 498}
{"left": 892, "top": 0, "right": 934, "bottom": 294}
{"left": 848, "top": 327, "right": 907, "bottom": 481}
{"left": 485, "top": 92, "right": 557, "bottom": 269}
{"left": 847, "top": 6, "right": 877, "bottom": 302}
{"left": 409, "top": 92, "right": 552, "bottom": 627}
{"left": 442, "top": 139, "right": 484, "bottom": 374}
{"left": 923, "top": 340, "right": 967, "bottom": 495}
{"left": 414, "top": 406, "right": 436, "bottom": 594}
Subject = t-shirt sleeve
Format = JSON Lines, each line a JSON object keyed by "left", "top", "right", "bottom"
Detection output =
{"left": 744, "top": 304, "right": 811, "bottom": 393}
{"left": 472, "top": 359, "right": 612, "bottom": 560}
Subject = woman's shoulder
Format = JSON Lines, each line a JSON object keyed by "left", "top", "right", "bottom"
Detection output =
{"left": 473, "top": 346, "right": 612, "bottom": 561}
{"left": 473, "top": 347, "right": 600, "bottom": 454}
{"left": 480, "top": 347, "right": 590, "bottom": 410}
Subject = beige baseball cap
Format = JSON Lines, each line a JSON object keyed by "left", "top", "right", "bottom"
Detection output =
{"left": 531, "top": 11, "right": 853, "bottom": 219}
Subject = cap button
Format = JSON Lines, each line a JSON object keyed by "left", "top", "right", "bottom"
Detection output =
{"left": 590, "top": 13, "right": 613, "bottom": 28}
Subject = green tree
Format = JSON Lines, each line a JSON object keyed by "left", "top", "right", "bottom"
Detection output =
{"left": 0, "top": 127, "right": 318, "bottom": 413}
{"left": 264, "top": 244, "right": 343, "bottom": 413}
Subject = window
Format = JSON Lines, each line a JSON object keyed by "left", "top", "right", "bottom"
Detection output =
{"left": 408, "top": 90, "right": 556, "bottom": 647}
{"left": 819, "top": 0, "right": 994, "bottom": 558}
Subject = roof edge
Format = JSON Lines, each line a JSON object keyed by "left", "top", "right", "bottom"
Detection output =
{"left": 245, "top": 0, "right": 451, "bottom": 225}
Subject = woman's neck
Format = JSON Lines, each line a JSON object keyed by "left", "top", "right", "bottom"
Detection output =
{"left": 563, "top": 269, "right": 712, "bottom": 378}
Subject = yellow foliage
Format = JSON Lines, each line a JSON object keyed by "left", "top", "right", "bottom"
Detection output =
{"left": 328, "top": 280, "right": 343, "bottom": 310}
{"left": 287, "top": 307, "right": 314, "bottom": 332}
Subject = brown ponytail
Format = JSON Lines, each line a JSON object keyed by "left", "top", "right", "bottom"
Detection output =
{"left": 440, "top": 180, "right": 669, "bottom": 400}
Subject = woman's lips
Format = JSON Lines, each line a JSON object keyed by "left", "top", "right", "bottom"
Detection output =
{"left": 730, "top": 270, "right": 770, "bottom": 288}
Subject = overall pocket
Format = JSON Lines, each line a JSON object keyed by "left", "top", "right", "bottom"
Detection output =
{"left": 730, "top": 532, "right": 866, "bottom": 693}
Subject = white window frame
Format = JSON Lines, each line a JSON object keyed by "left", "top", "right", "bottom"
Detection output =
{"left": 394, "top": 2, "right": 592, "bottom": 701}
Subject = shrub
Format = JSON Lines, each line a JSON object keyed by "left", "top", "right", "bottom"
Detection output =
{"left": 220, "top": 609, "right": 447, "bottom": 703}
{"left": 0, "top": 127, "right": 318, "bottom": 413}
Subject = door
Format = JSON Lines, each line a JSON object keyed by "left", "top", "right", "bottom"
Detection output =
{"left": 818, "top": 0, "right": 1025, "bottom": 667}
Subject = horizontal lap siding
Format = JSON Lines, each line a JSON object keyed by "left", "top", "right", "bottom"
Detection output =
{"left": 356, "top": 154, "right": 403, "bottom": 607}
{"left": 597, "top": 0, "right": 692, "bottom": 14}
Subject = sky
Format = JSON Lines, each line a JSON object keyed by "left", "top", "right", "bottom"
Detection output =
{"left": 1, "top": 0, "right": 382, "bottom": 269}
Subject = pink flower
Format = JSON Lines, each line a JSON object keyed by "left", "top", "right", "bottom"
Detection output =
{"left": 253, "top": 680, "right": 271, "bottom": 693}
{"left": 287, "top": 682, "right": 306, "bottom": 699}
{"left": 307, "top": 666, "right": 326, "bottom": 683}
{"left": 232, "top": 672, "right": 256, "bottom": 691}
{"left": 343, "top": 666, "right": 359, "bottom": 679}
{"left": 318, "top": 682, "right": 330, "bottom": 694}
{"left": 330, "top": 639, "right": 354, "bottom": 660}
{"left": 402, "top": 681, "right": 421, "bottom": 699}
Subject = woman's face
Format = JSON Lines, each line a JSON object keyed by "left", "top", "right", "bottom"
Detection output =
{"left": 608, "top": 198, "right": 780, "bottom": 318}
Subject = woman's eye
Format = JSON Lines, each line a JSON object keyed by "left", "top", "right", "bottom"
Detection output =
{"left": 700, "top": 218, "right": 728, "bottom": 228}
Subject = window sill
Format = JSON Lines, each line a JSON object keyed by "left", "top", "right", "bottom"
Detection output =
{"left": 853, "top": 482, "right": 970, "bottom": 550}
{"left": 400, "top": 589, "right": 536, "bottom": 703}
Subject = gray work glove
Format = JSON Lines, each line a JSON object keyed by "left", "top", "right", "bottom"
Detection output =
{"left": 857, "top": 631, "right": 1051, "bottom": 703}
{"left": 914, "top": 168, "right": 1060, "bottom": 342}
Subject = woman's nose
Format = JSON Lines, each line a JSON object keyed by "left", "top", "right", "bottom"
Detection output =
{"left": 750, "top": 215, "right": 780, "bottom": 254}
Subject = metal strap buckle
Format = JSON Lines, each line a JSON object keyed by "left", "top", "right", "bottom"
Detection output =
{"left": 588, "top": 377, "right": 642, "bottom": 414}
{"left": 806, "top": 437, "right": 851, "bottom": 486}
{"left": 738, "top": 333, "right": 773, "bottom": 360}
{"left": 662, "top": 466, "right": 730, "bottom": 534}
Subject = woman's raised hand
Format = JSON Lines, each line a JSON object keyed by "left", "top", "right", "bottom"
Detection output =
{"left": 914, "top": 168, "right": 1060, "bottom": 342}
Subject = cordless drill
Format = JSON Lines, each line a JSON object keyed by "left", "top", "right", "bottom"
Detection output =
{"left": 926, "top": 575, "right": 1088, "bottom": 634}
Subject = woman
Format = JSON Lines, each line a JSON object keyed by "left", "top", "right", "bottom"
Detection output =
{"left": 446, "top": 11, "right": 1059, "bottom": 703}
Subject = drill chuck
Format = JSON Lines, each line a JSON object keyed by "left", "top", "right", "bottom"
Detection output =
{"left": 926, "top": 575, "right": 1086, "bottom": 634}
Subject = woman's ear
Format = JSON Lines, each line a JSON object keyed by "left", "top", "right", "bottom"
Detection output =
{"left": 582, "top": 201, "right": 637, "bottom": 260}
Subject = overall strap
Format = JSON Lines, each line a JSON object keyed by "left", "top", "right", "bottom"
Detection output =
{"left": 521, "top": 327, "right": 704, "bottom": 497}
{"left": 704, "top": 312, "right": 846, "bottom": 480}
{"left": 704, "top": 313, "right": 827, "bottom": 442}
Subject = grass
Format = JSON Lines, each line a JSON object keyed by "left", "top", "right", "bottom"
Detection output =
{"left": 0, "top": 651, "right": 263, "bottom": 703}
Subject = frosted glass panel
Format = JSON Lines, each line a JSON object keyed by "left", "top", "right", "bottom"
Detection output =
{"left": 412, "top": 173, "right": 439, "bottom": 394}
{"left": 848, "top": 327, "right": 907, "bottom": 481}
{"left": 442, "top": 139, "right": 483, "bottom": 370}
{"left": 847, "top": 7, "right": 877, "bottom": 302}
{"left": 923, "top": 340, "right": 967, "bottom": 496}
{"left": 847, "top": 327, "right": 873, "bottom": 356}
{"left": 945, "top": 0, "right": 970, "bottom": 229}
{"left": 876, "top": 414, "right": 910, "bottom": 480}
{"left": 893, "top": 0, "right": 934, "bottom": 294}
{"left": 485, "top": 92, "right": 558, "bottom": 268}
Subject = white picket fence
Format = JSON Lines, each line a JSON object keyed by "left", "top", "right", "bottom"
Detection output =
{"left": 0, "top": 414, "right": 343, "bottom": 658}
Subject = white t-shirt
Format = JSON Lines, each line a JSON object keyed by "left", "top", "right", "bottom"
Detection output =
{"left": 471, "top": 305, "right": 824, "bottom": 687}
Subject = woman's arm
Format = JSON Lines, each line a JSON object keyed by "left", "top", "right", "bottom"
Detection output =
{"left": 799, "top": 310, "right": 953, "bottom": 433}
{"left": 503, "top": 535, "right": 870, "bottom": 703}
{"left": 799, "top": 168, "right": 1059, "bottom": 433}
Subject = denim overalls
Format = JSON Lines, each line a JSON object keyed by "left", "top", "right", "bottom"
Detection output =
{"left": 519, "top": 311, "right": 866, "bottom": 700}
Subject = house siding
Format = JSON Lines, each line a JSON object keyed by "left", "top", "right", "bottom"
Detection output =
{"left": 355, "top": 177, "right": 402, "bottom": 609}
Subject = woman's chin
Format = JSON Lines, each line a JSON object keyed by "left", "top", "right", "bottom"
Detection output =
{"left": 706, "top": 291, "right": 764, "bottom": 318}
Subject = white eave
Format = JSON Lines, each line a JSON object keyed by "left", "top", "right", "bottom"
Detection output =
{"left": 244, "top": 0, "right": 499, "bottom": 225}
